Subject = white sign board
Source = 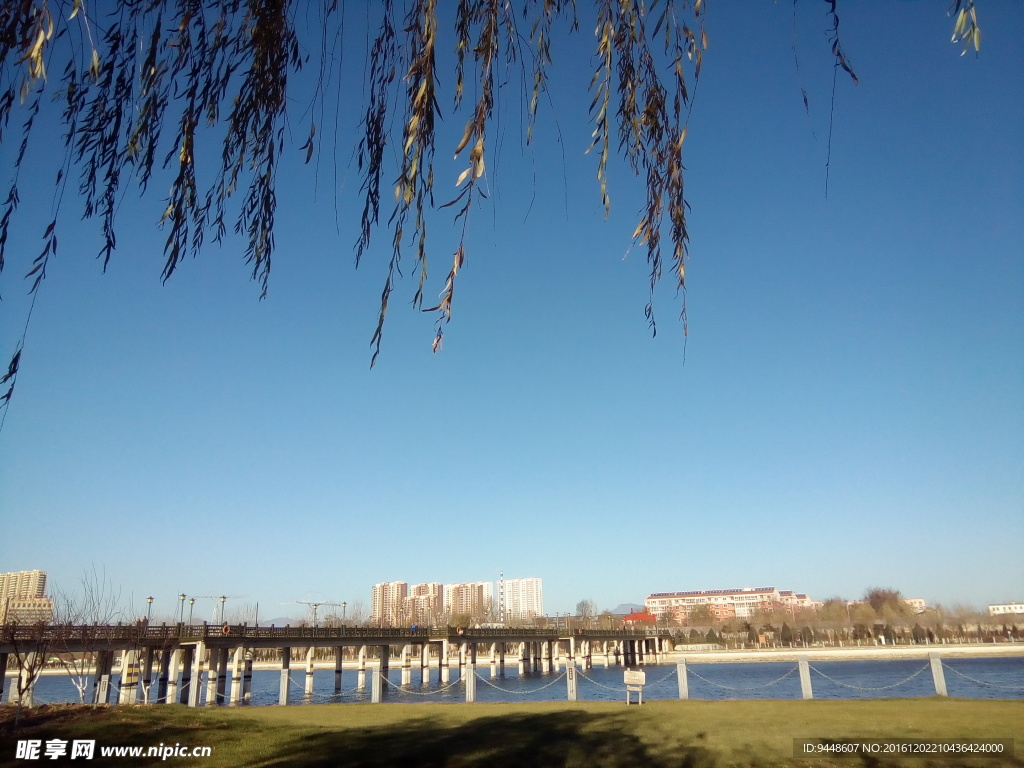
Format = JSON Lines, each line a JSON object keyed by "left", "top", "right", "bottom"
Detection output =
{"left": 624, "top": 670, "right": 646, "bottom": 685}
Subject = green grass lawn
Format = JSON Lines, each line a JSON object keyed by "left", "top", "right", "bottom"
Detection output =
{"left": 2, "top": 699, "right": 1021, "bottom": 767}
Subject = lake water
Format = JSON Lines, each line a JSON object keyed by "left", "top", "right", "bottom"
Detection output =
{"left": 20, "top": 656, "right": 1024, "bottom": 706}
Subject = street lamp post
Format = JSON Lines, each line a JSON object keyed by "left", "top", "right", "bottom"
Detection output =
{"left": 342, "top": 602, "right": 347, "bottom": 623}
{"left": 188, "top": 598, "right": 196, "bottom": 625}
{"left": 219, "top": 596, "right": 227, "bottom": 625}
{"left": 146, "top": 597, "right": 154, "bottom": 623}
{"left": 178, "top": 594, "right": 186, "bottom": 623}
{"left": 311, "top": 603, "right": 319, "bottom": 629}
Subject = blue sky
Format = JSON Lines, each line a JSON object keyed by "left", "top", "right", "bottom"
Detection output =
{"left": 1, "top": 1, "right": 1021, "bottom": 622}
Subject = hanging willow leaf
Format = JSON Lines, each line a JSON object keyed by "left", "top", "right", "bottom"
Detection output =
{"left": 0, "top": 0, "right": 982, "bottom": 403}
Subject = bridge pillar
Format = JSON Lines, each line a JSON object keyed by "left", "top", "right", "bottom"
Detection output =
{"left": 305, "top": 647, "right": 316, "bottom": 697}
{"left": 94, "top": 650, "right": 115, "bottom": 705}
{"left": 242, "top": 651, "right": 254, "bottom": 704}
{"left": 177, "top": 646, "right": 194, "bottom": 705}
{"left": 420, "top": 644, "right": 430, "bottom": 685}
{"left": 156, "top": 648, "right": 172, "bottom": 703}
{"left": 541, "top": 642, "right": 551, "bottom": 673}
{"left": 379, "top": 645, "right": 390, "bottom": 685}
{"left": 334, "top": 647, "right": 344, "bottom": 693}
{"left": 279, "top": 647, "right": 291, "bottom": 705}
{"left": 165, "top": 648, "right": 180, "bottom": 704}
{"left": 229, "top": 647, "right": 244, "bottom": 705}
{"left": 499, "top": 642, "right": 506, "bottom": 677}
{"left": 357, "top": 646, "right": 366, "bottom": 689}
{"left": 489, "top": 643, "right": 497, "bottom": 678}
{"left": 118, "top": 649, "right": 140, "bottom": 705}
{"left": 203, "top": 648, "right": 219, "bottom": 706}
{"left": 401, "top": 645, "right": 411, "bottom": 685}
{"left": 440, "top": 640, "right": 450, "bottom": 684}
{"left": 215, "top": 647, "right": 230, "bottom": 705}
{"left": 190, "top": 643, "right": 207, "bottom": 707}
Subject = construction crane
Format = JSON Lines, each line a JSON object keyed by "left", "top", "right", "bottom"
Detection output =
{"left": 296, "top": 600, "right": 348, "bottom": 628}
{"left": 189, "top": 595, "right": 246, "bottom": 625}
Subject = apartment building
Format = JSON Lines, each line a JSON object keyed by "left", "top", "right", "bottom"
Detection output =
{"left": 404, "top": 582, "right": 443, "bottom": 625}
{"left": 988, "top": 603, "right": 1024, "bottom": 616}
{"left": 645, "top": 586, "right": 817, "bottom": 624}
{"left": 502, "top": 577, "right": 544, "bottom": 622}
{"left": 370, "top": 581, "right": 408, "bottom": 626}
{"left": 1, "top": 569, "right": 53, "bottom": 624}
{"left": 444, "top": 581, "right": 494, "bottom": 619}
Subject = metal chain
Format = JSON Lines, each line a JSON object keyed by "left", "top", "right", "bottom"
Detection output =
{"left": 808, "top": 663, "right": 928, "bottom": 691}
{"left": 381, "top": 674, "right": 463, "bottom": 695}
{"left": 474, "top": 671, "right": 568, "bottom": 695}
{"left": 644, "top": 666, "right": 680, "bottom": 686}
{"left": 575, "top": 666, "right": 678, "bottom": 692}
{"left": 575, "top": 670, "right": 627, "bottom": 691}
{"left": 688, "top": 666, "right": 798, "bottom": 691}
{"left": 941, "top": 662, "right": 1024, "bottom": 691}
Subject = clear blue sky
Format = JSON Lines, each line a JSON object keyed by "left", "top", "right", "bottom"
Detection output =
{"left": 1, "top": 1, "right": 1021, "bottom": 623}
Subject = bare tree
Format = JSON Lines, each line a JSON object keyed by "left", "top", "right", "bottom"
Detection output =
{"left": 575, "top": 599, "right": 598, "bottom": 629}
{"left": 50, "top": 567, "right": 126, "bottom": 704}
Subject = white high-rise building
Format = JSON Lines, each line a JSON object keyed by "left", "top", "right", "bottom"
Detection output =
{"left": 370, "top": 581, "right": 408, "bottom": 626}
{"left": 503, "top": 577, "right": 543, "bottom": 622}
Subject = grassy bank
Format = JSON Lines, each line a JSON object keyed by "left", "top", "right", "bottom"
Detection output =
{"left": 2, "top": 699, "right": 1021, "bottom": 767}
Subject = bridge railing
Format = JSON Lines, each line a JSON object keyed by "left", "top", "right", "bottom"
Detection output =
{"left": 1, "top": 622, "right": 673, "bottom": 647}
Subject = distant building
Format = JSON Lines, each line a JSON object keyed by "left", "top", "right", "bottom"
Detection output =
{"left": 988, "top": 603, "right": 1024, "bottom": 617}
{"left": 502, "top": 577, "right": 544, "bottom": 622}
{"left": 444, "top": 581, "right": 493, "bottom": 619}
{"left": 404, "top": 582, "right": 443, "bottom": 625}
{"left": 645, "top": 586, "right": 819, "bottom": 624}
{"left": 1, "top": 570, "right": 53, "bottom": 624}
{"left": 370, "top": 581, "right": 408, "bottom": 626}
{"left": 903, "top": 598, "right": 927, "bottom": 614}
{"left": 623, "top": 610, "right": 657, "bottom": 627}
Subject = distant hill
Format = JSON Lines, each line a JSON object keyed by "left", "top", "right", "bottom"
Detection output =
{"left": 610, "top": 603, "right": 644, "bottom": 615}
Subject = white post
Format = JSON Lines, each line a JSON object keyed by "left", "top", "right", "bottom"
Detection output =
{"left": 279, "top": 647, "right": 291, "bottom": 706}
{"left": 371, "top": 664, "right": 382, "bottom": 703}
{"left": 465, "top": 662, "right": 476, "bottom": 702}
{"left": 677, "top": 660, "right": 689, "bottom": 700}
{"left": 305, "top": 647, "right": 316, "bottom": 697}
{"left": 929, "top": 652, "right": 947, "bottom": 696}
{"left": 798, "top": 655, "right": 813, "bottom": 700}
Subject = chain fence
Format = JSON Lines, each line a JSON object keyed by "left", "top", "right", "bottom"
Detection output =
{"left": 474, "top": 671, "right": 568, "bottom": 696}
{"left": 807, "top": 662, "right": 929, "bottom": 691}
{"left": 687, "top": 665, "right": 798, "bottom": 692}
{"left": 941, "top": 661, "right": 1024, "bottom": 691}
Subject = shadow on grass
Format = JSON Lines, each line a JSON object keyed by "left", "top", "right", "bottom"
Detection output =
{"left": 257, "top": 711, "right": 717, "bottom": 768}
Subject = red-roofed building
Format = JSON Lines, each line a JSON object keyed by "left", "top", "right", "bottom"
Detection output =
{"left": 622, "top": 609, "right": 658, "bottom": 627}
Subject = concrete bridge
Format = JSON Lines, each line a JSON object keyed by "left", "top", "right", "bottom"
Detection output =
{"left": 1, "top": 624, "right": 672, "bottom": 707}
